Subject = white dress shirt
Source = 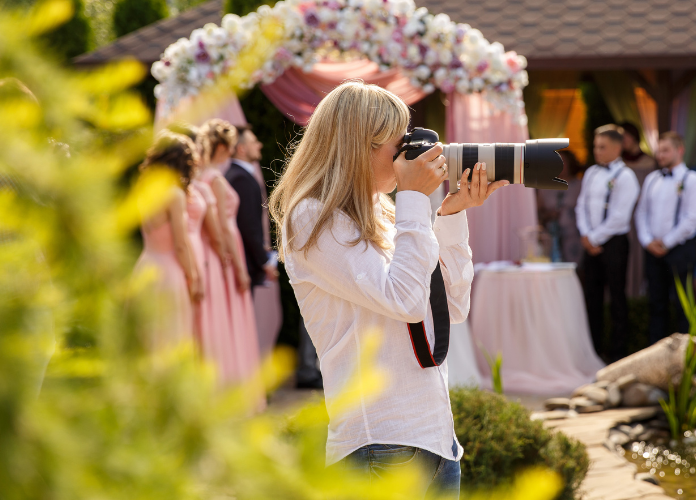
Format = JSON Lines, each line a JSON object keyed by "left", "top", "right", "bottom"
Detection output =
{"left": 283, "top": 191, "right": 473, "bottom": 466}
{"left": 635, "top": 163, "right": 696, "bottom": 249}
{"left": 575, "top": 158, "right": 640, "bottom": 246}
{"left": 230, "top": 158, "right": 256, "bottom": 176}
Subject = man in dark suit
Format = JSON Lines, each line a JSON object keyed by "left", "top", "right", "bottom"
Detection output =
{"left": 225, "top": 126, "right": 277, "bottom": 292}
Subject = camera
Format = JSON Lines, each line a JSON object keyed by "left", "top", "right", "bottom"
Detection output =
{"left": 395, "top": 128, "right": 569, "bottom": 193}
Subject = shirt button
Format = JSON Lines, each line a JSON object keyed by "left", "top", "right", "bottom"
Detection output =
{"left": 356, "top": 273, "right": 365, "bottom": 280}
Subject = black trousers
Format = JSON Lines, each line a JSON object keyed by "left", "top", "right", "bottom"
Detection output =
{"left": 583, "top": 234, "right": 629, "bottom": 360}
{"left": 645, "top": 245, "right": 694, "bottom": 344}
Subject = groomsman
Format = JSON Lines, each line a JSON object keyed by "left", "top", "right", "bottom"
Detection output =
{"left": 635, "top": 132, "right": 696, "bottom": 343}
{"left": 576, "top": 125, "right": 640, "bottom": 361}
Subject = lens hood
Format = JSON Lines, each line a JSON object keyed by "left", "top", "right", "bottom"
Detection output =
{"left": 523, "top": 139, "right": 569, "bottom": 191}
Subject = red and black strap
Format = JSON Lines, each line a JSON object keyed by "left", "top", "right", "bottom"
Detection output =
{"left": 407, "top": 262, "right": 450, "bottom": 368}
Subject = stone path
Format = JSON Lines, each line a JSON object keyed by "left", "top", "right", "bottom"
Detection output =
{"left": 543, "top": 407, "right": 673, "bottom": 500}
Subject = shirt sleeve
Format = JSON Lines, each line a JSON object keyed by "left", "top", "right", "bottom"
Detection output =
{"left": 432, "top": 209, "right": 473, "bottom": 324}
{"left": 635, "top": 173, "right": 655, "bottom": 248}
{"left": 285, "top": 191, "right": 439, "bottom": 324}
{"left": 663, "top": 173, "right": 696, "bottom": 249}
{"left": 587, "top": 169, "right": 640, "bottom": 246}
{"left": 575, "top": 169, "right": 592, "bottom": 237}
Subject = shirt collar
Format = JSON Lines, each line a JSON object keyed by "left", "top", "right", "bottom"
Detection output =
{"left": 232, "top": 158, "right": 256, "bottom": 176}
{"left": 605, "top": 157, "right": 624, "bottom": 171}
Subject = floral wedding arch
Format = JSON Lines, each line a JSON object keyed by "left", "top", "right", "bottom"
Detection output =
{"left": 152, "top": 0, "right": 529, "bottom": 122}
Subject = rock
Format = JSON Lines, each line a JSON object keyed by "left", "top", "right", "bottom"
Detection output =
{"left": 616, "top": 374, "right": 638, "bottom": 390}
{"left": 544, "top": 398, "right": 571, "bottom": 410}
{"left": 635, "top": 473, "right": 659, "bottom": 485}
{"left": 571, "top": 396, "right": 594, "bottom": 408}
{"left": 608, "top": 429, "right": 631, "bottom": 446}
{"left": 637, "top": 430, "right": 654, "bottom": 442}
{"left": 647, "top": 419, "right": 670, "bottom": 431}
{"left": 606, "top": 384, "right": 622, "bottom": 408}
{"left": 621, "top": 383, "right": 668, "bottom": 407}
{"left": 583, "top": 386, "right": 609, "bottom": 405}
{"left": 576, "top": 404, "right": 605, "bottom": 414}
{"left": 629, "top": 423, "right": 646, "bottom": 440}
{"left": 596, "top": 334, "right": 695, "bottom": 391}
{"left": 572, "top": 384, "right": 592, "bottom": 398}
{"left": 626, "top": 407, "right": 660, "bottom": 423}
{"left": 594, "top": 380, "right": 610, "bottom": 389}
{"left": 531, "top": 410, "right": 570, "bottom": 421}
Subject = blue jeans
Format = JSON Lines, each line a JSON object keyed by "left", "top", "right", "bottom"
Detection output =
{"left": 336, "top": 443, "right": 461, "bottom": 499}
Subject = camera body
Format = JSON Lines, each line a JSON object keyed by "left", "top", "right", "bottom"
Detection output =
{"left": 395, "top": 128, "right": 569, "bottom": 193}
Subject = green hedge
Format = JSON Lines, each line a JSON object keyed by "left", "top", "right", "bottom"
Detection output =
{"left": 451, "top": 387, "right": 589, "bottom": 500}
{"left": 224, "top": 0, "right": 273, "bottom": 16}
{"left": 112, "top": 0, "right": 168, "bottom": 38}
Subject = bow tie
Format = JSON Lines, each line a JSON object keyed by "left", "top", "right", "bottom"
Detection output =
{"left": 661, "top": 169, "right": 672, "bottom": 177}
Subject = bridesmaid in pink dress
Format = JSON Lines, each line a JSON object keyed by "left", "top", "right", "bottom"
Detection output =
{"left": 197, "top": 119, "right": 264, "bottom": 405}
{"left": 134, "top": 131, "right": 203, "bottom": 351}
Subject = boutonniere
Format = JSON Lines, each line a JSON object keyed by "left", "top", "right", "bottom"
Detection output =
{"left": 607, "top": 179, "right": 616, "bottom": 191}
{"left": 678, "top": 181, "right": 685, "bottom": 194}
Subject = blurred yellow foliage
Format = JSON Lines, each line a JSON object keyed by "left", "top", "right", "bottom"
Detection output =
{"left": 0, "top": 2, "right": 569, "bottom": 499}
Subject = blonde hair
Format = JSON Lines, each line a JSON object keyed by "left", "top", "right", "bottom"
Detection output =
{"left": 196, "top": 118, "right": 238, "bottom": 165}
{"left": 269, "top": 81, "right": 410, "bottom": 261}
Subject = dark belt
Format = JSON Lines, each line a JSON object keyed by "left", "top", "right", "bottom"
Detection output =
{"left": 407, "top": 262, "right": 450, "bottom": 368}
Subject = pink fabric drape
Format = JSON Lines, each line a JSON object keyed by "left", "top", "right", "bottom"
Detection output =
{"left": 445, "top": 92, "right": 538, "bottom": 264}
{"left": 261, "top": 60, "right": 426, "bottom": 125}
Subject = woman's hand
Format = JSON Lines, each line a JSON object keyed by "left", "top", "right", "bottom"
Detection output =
{"left": 438, "top": 162, "right": 509, "bottom": 216}
{"left": 393, "top": 143, "right": 447, "bottom": 197}
{"left": 188, "top": 273, "right": 205, "bottom": 302}
{"left": 235, "top": 266, "right": 251, "bottom": 293}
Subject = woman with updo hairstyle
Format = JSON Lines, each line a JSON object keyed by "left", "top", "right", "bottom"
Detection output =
{"left": 196, "top": 118, "right": 262, "bottom": 396}
{"left": 134, "top": 130, "right": 203, "bottom": 350}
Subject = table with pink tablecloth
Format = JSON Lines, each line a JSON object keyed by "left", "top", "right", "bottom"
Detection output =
{"left": 470, "top": 262, "right": 605, "bottom": 395}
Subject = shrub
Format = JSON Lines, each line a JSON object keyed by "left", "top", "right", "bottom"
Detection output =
{"left": 451, "top": 387, "right": 589, "bottom": 500}
{"left": 112, "top": 0, "right": 168, "bottom": 38}
{"left": 225, "top": 0, "right": 273, "bottom": 16}
{"left": 41, "top": 0, "right": 92, "bottom": 60}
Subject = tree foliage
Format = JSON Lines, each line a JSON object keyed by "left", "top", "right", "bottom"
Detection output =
{"left": 112, "top": 0, "right": 168, "bottom": 38}
{"left": 40, "top": 0, "right": 92, "bottom": 60}
{"left": 224, "top": 0, "right": 273, "bottom": 17}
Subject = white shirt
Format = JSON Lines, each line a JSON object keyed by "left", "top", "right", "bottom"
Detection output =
{"left": 231, "top": 158, "right": 256, "bottom": 176}
{"left": 283, "top": 191, "right": 473, "bottom": 466}
{"left": 575, "top": 158, "right": 640, "bottom": 246}
{"left": 635, "top": 163, "right": 696, "bottom": 249}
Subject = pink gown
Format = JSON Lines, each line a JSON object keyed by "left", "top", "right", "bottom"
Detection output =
{"left": 134, "top": 208, "right": 193, "bottom": 351}
{"left": 199, "top": 169, "right": 263, "bottom": 401}
{"left": 190, "top": 180, "right": 240, "bottom": 385}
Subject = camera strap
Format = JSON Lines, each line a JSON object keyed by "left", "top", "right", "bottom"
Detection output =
{"left": 407, "top": 262, "right": 450, "bottom": 368}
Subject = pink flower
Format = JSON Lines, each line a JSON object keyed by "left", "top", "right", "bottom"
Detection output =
{"left": 392, "top": 30, "right": 403, "bottom": 43}
{"left": 305, "top": 11, "right": 320, "bottom": 27}
{"left": 476, "top": 60, "right": 489, "bottom": 73}
{"left": 506, "top": 52, "right": 520, "bottom": 73}
{"left": 441, "top": 80, "right": 455, "bottom": 93}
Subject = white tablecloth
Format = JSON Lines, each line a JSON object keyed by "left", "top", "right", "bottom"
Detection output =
{"left": 447, "top": 320, "right": 482, "bottom": 388}
{"left": 470, "top": 262, "right": 604, "bottom": 394}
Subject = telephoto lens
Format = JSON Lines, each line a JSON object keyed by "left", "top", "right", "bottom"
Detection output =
{"left": 395, "top": 128, "right": 570, "bottom": 193}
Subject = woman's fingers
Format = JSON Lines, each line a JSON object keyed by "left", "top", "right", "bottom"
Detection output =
{"left": 470, "top": 162, "right": 481, "bottom": 195}
{"left": 486, "top": 179, "right": 510, "bottom": 198}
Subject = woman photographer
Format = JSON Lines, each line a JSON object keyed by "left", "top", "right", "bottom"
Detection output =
{"left": 269, "top": 81, "right": 507, "bottom": 498}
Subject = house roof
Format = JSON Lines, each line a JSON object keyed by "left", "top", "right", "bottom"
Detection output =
{"left": 416, "top": 0, "right": 696, "bottom": 69}
{"left": 73, "top": 0, "right": 223, "bottom": 66}
{"left": 75, "top": 0, "right": 696, "bottom": 70}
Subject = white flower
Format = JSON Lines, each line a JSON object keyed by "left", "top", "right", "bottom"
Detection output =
{"left": 422, "top": 83, "right": 435, "bottom": 93}
{"left": 414, "top": 64, "right": 430, "bottom": 80}
{"left": 455, "top": 79, "right": 470, "bottom": 93}
{"left": 424, "top": 49, "right": 438, "bottom": 66}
